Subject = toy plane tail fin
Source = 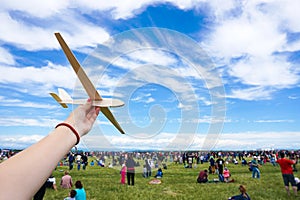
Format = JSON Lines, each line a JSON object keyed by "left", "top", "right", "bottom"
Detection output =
{"left": 58, "top": 88, "right": 72, "bottom": 101}
{"left": 50, "top": 88, "right": 72, "bottom": 108}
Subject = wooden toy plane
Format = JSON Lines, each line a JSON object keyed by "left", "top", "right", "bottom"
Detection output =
{"left": 50, "top": 33, "right": 125, "bottom": 134}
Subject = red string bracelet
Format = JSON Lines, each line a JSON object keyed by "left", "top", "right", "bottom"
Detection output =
{"left": 55, "top": 123, "right": 80, "bottom": 145}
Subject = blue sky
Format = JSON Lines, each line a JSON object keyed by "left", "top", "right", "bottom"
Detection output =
{"left": 0, "top": 0, "right": 299, "bottom": 151}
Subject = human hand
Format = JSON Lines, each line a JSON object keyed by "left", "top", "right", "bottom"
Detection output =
{"left": 64, "top": 99, "right": 100, "bottom": 137}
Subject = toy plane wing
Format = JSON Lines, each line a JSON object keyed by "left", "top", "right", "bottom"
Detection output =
{"left": 50, "top": 88, "right": 125, "bottom": 108}
{"left": 52, "top": 33, "right": 125, "bottom": 134}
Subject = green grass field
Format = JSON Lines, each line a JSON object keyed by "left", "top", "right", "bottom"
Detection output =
{"left": 45, "top": 159, "right": 299, "bottom": 200}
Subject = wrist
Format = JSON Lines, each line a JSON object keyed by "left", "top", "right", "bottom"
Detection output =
{"left": 55, "top": 123, "right": 80, "bottom": 145}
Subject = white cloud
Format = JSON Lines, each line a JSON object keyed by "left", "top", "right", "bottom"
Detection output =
{"left": 130, "top": 96, "right": 143, "bottom": 102}
{"left": 204, "top": 0, "right": 300, "bottom": 100}
{"left": 212, "top": 131, "right": 300, "bottom": 150}
{"left": 0, "top": 12, "right": 58, "bottom": 51}
{"left": 282, "top": 39, "right": 300, "bottom": 52}
{"left": 288, "top": 95, "right": 298, "bottom": 100}
{"left": 130, "top": 93, "right": 152, "bottom": 103}
{"left": 209, "top": 14, "right": 286, "bottom": 58}
{"left": 0, "top": 0, "right": 69, "bottom": 18}
{"left": 0, "top": 5, "right": 109, "bottom": 51}
{"left": 177, "top": 102, "right": 193, "bottom": 111}
{"left": 129, "top": 49, "right": 177, "bottom": 66}
{"left": 145, "top": 97, "right": 155, "bottom": 103}
{"left": 0, "top": 47, "right": 15, "bottom": 65}
{"left": 0, "top": 96, "right": 58, "bottom": 109}
{"left": 72, "top": 0, "right": 150, "bottom": 19}
{"left": 82, "top": 130, "right": 300, "bottom": 150}
{"left": 226, "top": 86, "right": 274, "bottom": 101}
{"left": 0, "top": 62, "right": 76, "bottom": 97}
{"left": 0, "top": 134, "right": 45, "bottom": 149}
{"left": 254, "top": 119, "right": 294, "bottom": 123}
{"left": 74, "top": 0, "right": 203, "bottom": 20}
{"left": 197, "top": 96, "right": 214, "bottom": 106}
{"left": 111, "top": 49, "right": 177, "bottom": 71}
{"left": 191, "top": 116, "right": 231, "bottom": 124}
{"left": 265, "top": 0, "right": 300, "bottom": 32}
{"left": 229, "top": 56, "right": 299, "bottom": 87}
{"left": 1, "top": 129, "right": 299, "bottom": 150}
{"left": 0, "top": 63, "right": 71, "bottom": 85}
{"left": 0, "top": 117, "right": 59, "bottom": 127}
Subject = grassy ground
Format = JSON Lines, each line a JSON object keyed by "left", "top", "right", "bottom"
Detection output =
{"left": 45, "top": 159, "right": 299, "bottom": 200}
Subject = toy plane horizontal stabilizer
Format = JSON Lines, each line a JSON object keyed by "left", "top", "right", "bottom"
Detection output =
{"left": 52, "top": 32, "right": 125, "bottom": 134}
{"left": 50, "top": 92, "right": 68, "bottom": 108}
{"left": 50, "top": 88, "right": 125, "bottom": 108}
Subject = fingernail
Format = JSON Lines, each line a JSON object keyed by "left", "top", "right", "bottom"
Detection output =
{"left": 95, "top": 107, "right": 100, "bottom": 115}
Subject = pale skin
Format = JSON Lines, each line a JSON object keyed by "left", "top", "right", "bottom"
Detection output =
{"left": 0, "top": 100, "right": 100, "bottom": 200}
{"left": 285, "top": 185, "right": 298, "bottom": 196}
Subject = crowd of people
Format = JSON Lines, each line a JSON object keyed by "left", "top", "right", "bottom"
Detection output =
{"left": 0, "top": 99, "right": 299, "bottom": 199}
{"left": 1, "top": 146, "right": 300, "bottom": 198}
{"left": 195, "top": 150, "right": 299, "bottom": 198}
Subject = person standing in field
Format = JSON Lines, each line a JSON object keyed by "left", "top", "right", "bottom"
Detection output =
{"left": 216, "top": 154, "right": 225, "bottom": 182}
{"left": 81, "top": 153, "right": 88, "bottom": 170}
{"left": 126, "top": 154, "right": 135, "bottom": 186}
{"left": 276, "top": 151, "right": 298, "bottom": 197}
{"left": 120, "top": 163, "right": 126, "bottom": 184}
{"left": 68, "top": 153, "right": 74, "bottom": 170}
{"left": 76, "top": 153, "right": 82, "bottom": 170}
{"left": 250, "top": 156, "right": 260, "bottom": 179}
{"left": 209, "top": 155, "right": 215, "bottom": 174}
{"left": 145, "top": 157, "right": 152, "bottom": 177}
{"left": 200, "top": 154, "right": 204, "bottom": 164}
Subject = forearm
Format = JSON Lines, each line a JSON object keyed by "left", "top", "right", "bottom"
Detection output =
{"left": 0, "top": 102, "right": 99, "bottom": 199}
{"left": 0, "top": 126, "right": 76, "bottom": 199}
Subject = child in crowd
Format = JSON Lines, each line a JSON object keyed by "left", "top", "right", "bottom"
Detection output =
{"left": 120, "top": 163, "right": 126, "bottom": 184}
{"left": 142, "top": 165, "right": 147, "bottom": 178}
{"left": 154, "top": 168, "right": 163, "bottom": 178}
{"left": 64, "top": 189, "right": 76, "bottom": 200}
{"left": 223, "top": 167, "right": 234, "bottom": 183}
{"left": 223, "top": 167, "right": 230, "bottom": 182}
